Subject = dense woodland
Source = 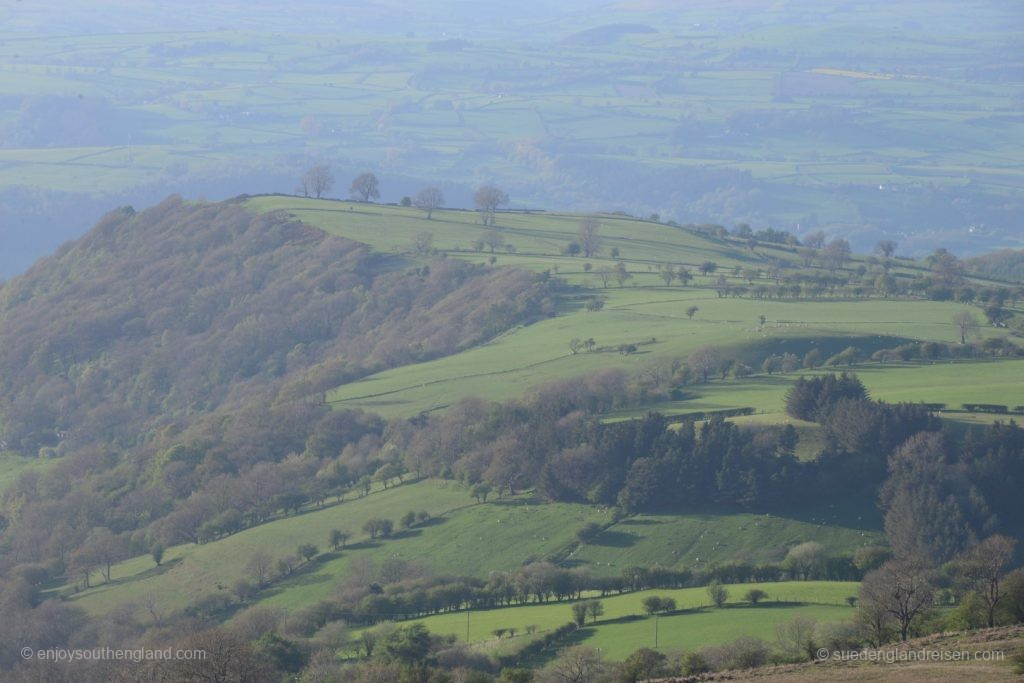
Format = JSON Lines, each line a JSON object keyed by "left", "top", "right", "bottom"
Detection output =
{"left": 967, "top": 249, "right": 1024, "bottom": 284}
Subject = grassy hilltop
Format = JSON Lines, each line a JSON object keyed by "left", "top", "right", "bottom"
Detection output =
{"left": 246, "top": 196, "right": 1024, "bottom": 421}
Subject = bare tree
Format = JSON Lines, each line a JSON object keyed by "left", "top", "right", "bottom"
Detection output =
{"left": 775, "top": 615, "right": 819, "bottom": 661}
{"left": 328, "top": 528, "right": 349, "bottom": 550}
{"left": 413, "top": 186, "right": 443, "bottom": 219}
{"left": 596, "top": 266, "right": 612, "bottom": 288}
{"left": 349, "top": 172, "right": 380, "bottom": 202}
{"left": 707, "top": 580, "right": 729, "bottom": 607}
{"left": 875, "top": 240, "right": 898, "bottom": 259}
{"left": 246, "top": 552, "right": 273, "bottom": 588}
{"left": 803, "top": 230, "right": 826, "bottom": 249}
{"left": 855, "top": 593, "right": 895, "bottom": 646}
{"left": 784, "top": 541, "right": 827, "bottom": 580}
{"left": 578, "top": 217, "right": 602, "bottom": 257}
{"left": 688, "top": 346, "right": 718, "bottom": 383}
{"left": 412, "top": 232, "right": 433, "bottom": 254}
{"left": 953, "top": 535, "right": 1017, "bottom": 627}
{"left": 142, "top": 593, "right": 165, "bottom": 627}
{"left": 952, "top": 310, "right": 979, "bottom": 345}
{"left": 299, "top": 165, "right": 334, "bottom": 199}
{"left": 544, "top": 646, "right": 606, "bottom": 683}
{"left": 859, "top": 557, "right": 935, "bottom": 641}
{"left": 822, "top": 239, "right": 851, "bottom": 271}
{"left": 474, "top": 185, "right": 508, "bottom": 225}
{"left": 483, "top": 230, "right": 505, "bottom": 253}
{"left": 115, "top": 628, "right": 276, "bottom": 681}
{"left": 660, "top": 265, "right": 675, "bottom": 286}
{"left": 613, "top": 261, "right": 631, "bottom": 287}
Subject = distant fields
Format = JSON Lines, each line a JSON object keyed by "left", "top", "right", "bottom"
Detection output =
{"left": 2, "top": 0, "right": 1023, "bottom": 279}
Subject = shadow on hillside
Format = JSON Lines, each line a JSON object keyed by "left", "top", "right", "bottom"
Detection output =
{"left": 489, "top": 497, "right": 543, "bottom": 507}
{"left": 74, "top": 557, "right": 184, "bottom": 597}
{"left": 722, "top": 601, "right": 807, "bottom": 609}
{"left": 345, "top": 540, "right": 380, "bottom": 551}
{"left": 417, "top": 516, "right": 447, "bottom": 528}
{"left": 591, "top": 530, "right": 638, "bottom": 547}
{"left": 261, "top": 569, "right": 333, "bottom": 599}
{"left": 617, "top": 518, "right": 662, "bottom": 526}
{"left": 390, "top": 529, "right": 424, "bottom": 540}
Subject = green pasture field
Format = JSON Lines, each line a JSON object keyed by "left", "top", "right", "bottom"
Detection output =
{"left": 244, "top": 197, "right": 757, "bottom": 271}
{"left": 61, "top": 480, "right": 472, "bottom": 617}
{"left": 572, "top": 603, "right": 855, "bottom": 661}
{"left": 619, "top": 360, "right": 1024, "bottom": 424}
{"left": 60, "top": 478, "right": 876, "bottom": 621}
{"left": 391, "top": 581, "right": 858, "bottom": 656}
{"left": 572, "top": 510, "right": 882, "bottom": 574}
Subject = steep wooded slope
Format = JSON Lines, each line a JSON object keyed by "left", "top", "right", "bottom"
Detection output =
{"left": 0, "top": 196, "right": 554, "bottom": 566}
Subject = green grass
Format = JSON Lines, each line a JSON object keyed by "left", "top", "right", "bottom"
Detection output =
{"left": 395, "top": 581, "right": 858, "bottom": 658}
{"left": 244, "top": 198, "right": 757, "bottom": 273}
{"left": 572, "top": 510, "right": 882, "bottom": 574}
{"left": 626, "top": 359, "right": 1024, "bottom": 423}
{"left": 576, "top": 603, "right": 854, "bottom": 660}
{"left": 61, "top": 477, "right": 878, "bottom": 622}
{"left": 63, "top": 481, "right": 608, "bottom": 618}
{"left": 62, "top": 479, "right": 473, "bottom": 616}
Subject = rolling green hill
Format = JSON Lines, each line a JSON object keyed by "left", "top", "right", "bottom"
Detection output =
{"left": 2, "top": 194, "right": 1021, "bottom": 679}
{"left": 22, "top": 197, "right": 1016, "bottom": 626}
{"left": 246, "top": 197, "right": 1023, "bottom": 420}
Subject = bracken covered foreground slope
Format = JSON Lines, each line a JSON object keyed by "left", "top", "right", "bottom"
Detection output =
{"left": 658, "top": 626, "right": 1024, "bottom": 682}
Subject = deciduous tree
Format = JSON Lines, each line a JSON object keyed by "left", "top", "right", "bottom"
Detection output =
{"left": 578, "top": 217, "right": 602, "bottom": 257}
{"left": 859, "top": 557, "right": 935, "bottom": 641}
{"left": 953, "top": 535, "right": 1017, "bottom": 627}
{"left": 413, "top": 186, "right": 443, "bottom": 219}
{"left": 474, "top": 185, "right": 507, "bottom": 225}
{"left": 349, "top": 172, "right": 380, "bottom": 202}
{"left": 299, "top": 165, "right": 334, "bottom": 199}
{"left": 953, "top": 310, "right": 979, "bottom": 344}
